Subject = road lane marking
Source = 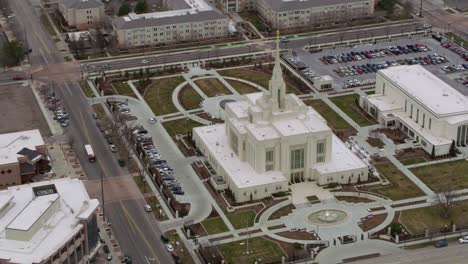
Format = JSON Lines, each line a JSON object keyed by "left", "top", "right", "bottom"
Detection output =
{"left": 39, "top": 48, "right": 48, "bottom": 64}
{"left": 119, "top": 202, "right": 160, "bottom": 264}
{"left": 33, "top": 28, "right": 50, "bottom": 54}
{"left": 64, "top": 82, "right": 73, "bottom": 95}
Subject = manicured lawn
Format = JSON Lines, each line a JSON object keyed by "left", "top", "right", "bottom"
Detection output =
{"left": 162, "top": 119, "right": 203, "bottom": 138}
{"left": 370, "top": 163, "right": 425, "bottom": 200}
{"left": 226, "top": 79, "right": 259, "bottom": 94}
{"left": 219, "top": 68, "right": 271, "bottom": 89}
{"left": 144, "top": 76, "right": 184, "bottom": 115}
{"left": 218, "top": 237, "right": 286, "bottom": 264}
{"left": 144, "top": 196, "right": 169, "bottom": 221}
{"left": 112, "top": 82, "right": 134, "bottom": 96}
{"left": 219, "top": 68, "right": 299, "bottom": 94}
{"left": 304, "top": 99, "right": 353, "bottom": 131}
{"left": 167, "top": 231, "right": 196, "bottom": 263}
{"left": 227, "top": 210, "right": 256, "bottom": 229}
{"left": 365, "top": 90, "right": 376, "bottom": 95}
{"left": 446, "top": 32, "right": 468, "bottom": 48}
{"left": 81, "top": 81, "right": 95, "bottom": 98}
{"left": 133, "top": 176, "right": 151, "bottom": 194}
{"left": 400, "top": 200, "right": 468, "bottom": 234}
{"left": 329, "top": 94, "right": 377, "bottom": 127}
{"left": 179, "top": 84, "right": 203, "bottom": 110}
{"left": 411, "top": 160, "right": 468, "bottom": 192}
{"left": 400, "top": 157, "right": 427, "bottom": 166}
{"left": 201, "top": 217, "right": 229, "bottom": 235}
{"left": 194, "top": 78, "right": 232, "bottom": 97}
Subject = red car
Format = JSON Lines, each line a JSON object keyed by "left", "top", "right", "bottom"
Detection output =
{"left": 12, "top": 76, "right": 24, "bottom": 80}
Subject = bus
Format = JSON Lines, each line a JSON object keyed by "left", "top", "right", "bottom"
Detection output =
{"left": 84, "top": 144, "right": 96, "bottom": 162}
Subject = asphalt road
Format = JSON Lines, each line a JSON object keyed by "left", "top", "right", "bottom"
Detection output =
{"left": 5, "top": 0, "right": 175, "bottom": 263}
{"left": 84, "top": 22, "right": 423, "bottom": 73}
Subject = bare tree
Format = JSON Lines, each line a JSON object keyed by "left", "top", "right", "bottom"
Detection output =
{"left": 403, "top": 1, "right": 414, "bottom": 17}
{"left": 434, "top": 184, "right": 457, "bottom": 219}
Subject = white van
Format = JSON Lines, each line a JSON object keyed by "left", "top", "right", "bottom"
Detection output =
{"left": 144, "top": 204, "right": 152, "bottom": 212}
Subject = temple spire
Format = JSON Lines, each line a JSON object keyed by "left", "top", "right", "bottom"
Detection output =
{"left": 269, "top": 30, "right": 287, "bottom": 110}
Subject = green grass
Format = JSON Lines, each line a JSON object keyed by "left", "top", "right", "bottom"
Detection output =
{"left": 218, "top": 237, "right": 286, "bottom": 264}
{"left": 87, "top": 52, "right": 108, "bottom": 59}
{"left": 40, "top": 14, "right": 57, "bottom": 36}
{"left": 411, "top": 160, "right": 468, "bottom": 192}
{"left": 201, "top": 217, "right": 229, "bottom": 235}
{"left": 194, "top": 78, "right": 232, "bottom": 97}
{"left": 365, "top": 90, "right": 376, "bottom": 95}
{"left": 81, "top": 81, "right": 95, "bottom": 98}
{"left": 227, "top": 210, "right": 256, "bottom": 229}
{"left": 144, "top": 76, "right": 184, "bottom": 115}
{"left": 400, "top": 157, "right": 427, "bottom": 166}
{"left": 400, "top": 200, "right": 468, "bottom": 234}
{"left": 226, "top": 79, "right": 259, "bottom": 94}
{"left": 162, "top": 119, "right": 204, "bottom": 138}
{"left": 133, "top": 176, "right": 151, "bottom": 194}
{"left": 304, "top": 99, "right": 353, "bottom": 131}
{"left": 369, "top": 163, "right": 425, "bottom": 200}
{"left": 179, "top": 84, "right": 203, "bottom": 110}
{"left": 145, "top": 196, "right": 169, "bottom": 221}
{"left": 64, "top": 56, "right": 72, "bottom": 62}
{"left": 239, "top": 12, "right": 269, "bottom": 32}
{"left": 329, "top": 94, "right": 377, "bottom": 127}
{"left": 446, "top": 32, "right": 468, "bottom": 48}
{"left": 167, "top": 231, "right": 196, "bottom": 263}
{"left": 112, "top": 82, "right": 134, "bottom": 96}
{"left": 219, "top": 68, "right": 299, "bottom": 94}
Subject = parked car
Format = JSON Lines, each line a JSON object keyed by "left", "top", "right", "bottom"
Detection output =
{"left": 123, "top": 255, "right": 133, "bottom": 264}
{"left": 60, "top": 119, "right": 70, "bottom": 127}
{"left": 117, "top": 159, "right": 125, "bottom": 167}
{"left": 435, "top": 239, "right": 448, "bottom": 248}
{"left": 165, "top": 244, "right": 174, "bottom": 252}
{"left": 144, "top": 204, "right": 152, "bottom": 212}
{"left": 109, "top": 144, "right": 117, "bottom": 153}
{"left": 149, "top": 117, "right": 157, "bottom": 124}
{"left": 161, "top": 234, "right": 170, "bottom": 243}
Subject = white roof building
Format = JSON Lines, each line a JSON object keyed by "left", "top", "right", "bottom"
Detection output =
{"left": 0, "top": 178, "right": 100, "bottom": 263}
{"left": 0, "top": 129, "right": 45, "bottom": 166}
{"left": 193, "top": 37, "right": 368, "bottom": 202}
{"left": 360, "top": 65, "right": 468, "bottom": 156}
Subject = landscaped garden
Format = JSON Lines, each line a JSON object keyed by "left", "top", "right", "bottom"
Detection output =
{"left": 226, "top": 79, "right": 259, "bottom": 94}
{"left": 226, "top": 210, "right": 256, "bottom": 229}
{"left": 81, "top": 81, "right": 95, "bottom": 98}
{"left": 144, "top": 76, "right": 185, "bottom": 115}
{"left": 178, "top": 84, "right": 203, "bottom": 110}
{"left": 329, "top": 94, "right": 377, "bottom": 127}
{"left": 162, "top": 119, "right": 204, "bottom": 138}
{"left": 201, "top": 217, "right": 229, "bottom": 235}
{"left": 218, "top": 237, "right": 286, "bottom": 264}
{"left": 400, "top": 200, "right": 468, "bottom": 234}
{"left": 304, "top": 99, "right": 353, "bottom": 131}
{"left": 368, "top": 163, "right": 425, "bottom": 200}
{"left": 194, "top": 78, "right": 232, "bottom": 97}
{"left": 400, "top": 157, "right": 427, "bottom": 166}
{"left": 411, "top": 160, "right": 468, "bottom": 192}
{"left": 112, "top": 82, "right": 135, "bottom": 97}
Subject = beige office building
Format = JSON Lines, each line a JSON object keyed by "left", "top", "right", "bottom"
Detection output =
{"left": 256, "top": 0, "right": 374, "bottom": 29}
{"left": 59, "top": 0, "right": 105, "bottom": 29}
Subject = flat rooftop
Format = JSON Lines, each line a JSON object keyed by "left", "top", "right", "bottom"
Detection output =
{"left": 380, "top": 65, "right": 468, "bottom": 117}
{"left": 366, "top": 94, "right": 404, "bottom": 112}
{"left": 0, "top": 178, "right": 99, "bottom": 263}
{"left": 0, "top": 129, "right": 44, "bottom": 165}
{"left": 314, "top": 135, "right": 368, "bottom": 174}
{"left": 113, "top": 0, "right": 226, "bottom": 30}
{"left": 262, "top": 0, "right": 369, "bottom": 12}
{"left": 194, "top": 124, "right": 288, "bottom": 188}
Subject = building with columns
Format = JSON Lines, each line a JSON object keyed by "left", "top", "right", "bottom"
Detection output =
{"left": 193, "top": 38, "right": 368, "bottom": 202}
{"left": 360, "top": 65, "right": 468, "bottom": 157}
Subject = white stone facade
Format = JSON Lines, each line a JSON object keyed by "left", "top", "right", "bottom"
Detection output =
{"left": 359, "top": 65, "right": 468, "bottom": 156}
{"left": 193, "top": 40, "right": 368, "bottom": 203}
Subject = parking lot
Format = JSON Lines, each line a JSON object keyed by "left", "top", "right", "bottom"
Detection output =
{"left": 0, "top": 83, "right": 51, "bottom": 136}
{"left": 289, "top": 37, "right": 468, "bottom": 94}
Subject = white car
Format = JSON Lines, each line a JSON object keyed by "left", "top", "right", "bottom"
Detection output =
{"left": 149, "top": 117, "right": 157, "bottom": 124}
{"left": 165, "top": 244, "right": 174, "bottom": 252}
{"left": 109, "top": 144, "right": 117, "bottom": 153}
{"left": 7, "top": 14, "right": 15, "bottom": 19}
{"left": 459, "top": 236, "right": 468, "bottom": 243}
{"left": 141, "top": 59, "right": 149, "bottom": 64}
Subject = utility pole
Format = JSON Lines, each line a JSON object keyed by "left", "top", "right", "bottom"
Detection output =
{"left": 100, "top": 171, "right": 106, "bottom": 222}
{"left": 419, "top": 0, "right": 423, "bottom": 17}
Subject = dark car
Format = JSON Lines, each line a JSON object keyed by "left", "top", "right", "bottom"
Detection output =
{"left": 435, "top": 239, "right": 448, "bottom": 248}
{"left": 161, "top": 234, "right": 170, "bottom": 243}
{"left": 117, "top": 159, "right": 125, "bottom": 167}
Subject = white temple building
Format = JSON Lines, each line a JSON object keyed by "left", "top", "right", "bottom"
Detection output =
{"left": 193, "top": 38, "right": 368, "bottom": 202}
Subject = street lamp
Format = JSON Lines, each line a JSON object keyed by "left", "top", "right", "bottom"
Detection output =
{"left": 419, "top": 0, "right": 423, "bottom": 17}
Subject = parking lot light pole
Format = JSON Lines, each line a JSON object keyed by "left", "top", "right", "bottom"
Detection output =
{"left": 419, "top": 0, "right": 423, "bottom": 17}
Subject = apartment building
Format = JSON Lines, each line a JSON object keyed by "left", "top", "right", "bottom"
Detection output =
{"left": 360, "top": 65, "right": 468, "bottom": 156}
{"left": 0, "top": 129, "right": 49, "bottom": 188}
{"left": 113, "top": 0, "right": 229, "bottom": 48}
{"left": 212, "top": 0, "right": 255, "bottom": 12}
{"left": 0, "top": 178, "right": 100, "bottom": 264}
{"left": 256, "top": 0, "right": 374, "bottom": 29}
{"left": 59, "top": 0, "right": 105, "bottom": 29}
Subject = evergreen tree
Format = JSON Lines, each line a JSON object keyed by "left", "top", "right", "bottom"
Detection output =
{"left": 135, "top": 0, "right": 148, "bottom": 14}
{"left": 118, "top": 3, "right": 131, "bottom": 16}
